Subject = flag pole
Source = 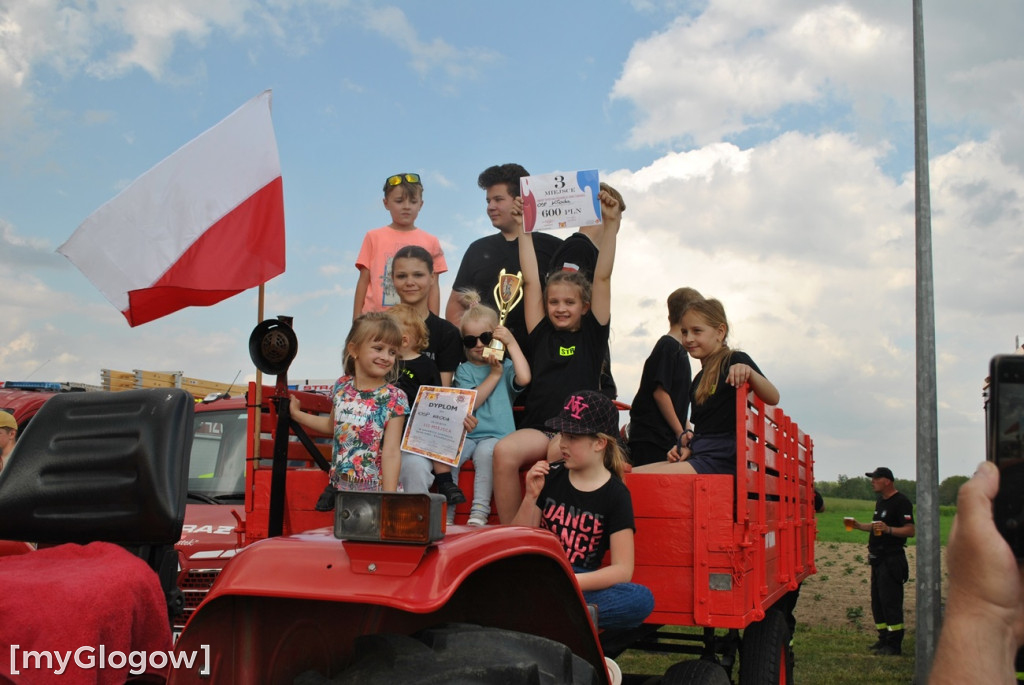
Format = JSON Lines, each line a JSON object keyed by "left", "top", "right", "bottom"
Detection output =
{"left": 253, "top": 284, "right": 265, "bottom": 462}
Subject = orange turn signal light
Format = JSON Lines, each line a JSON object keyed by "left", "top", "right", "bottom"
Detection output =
{"left": 335, "top": 492, "right": 445, "bottom": 544}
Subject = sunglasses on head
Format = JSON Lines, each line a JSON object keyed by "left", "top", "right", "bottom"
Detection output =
{"left": 386, "top": 173, "right": 421, "bottom": 186}
{"left": 462, "top": 331, "right": 494, "bottom": 348}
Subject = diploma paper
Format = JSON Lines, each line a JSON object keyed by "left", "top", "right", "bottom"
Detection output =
{"left": 401, "top": 386, "right": 477, "bottom": 466}
{"left": 521, "top": 170, "right": 602, "bottom": 233}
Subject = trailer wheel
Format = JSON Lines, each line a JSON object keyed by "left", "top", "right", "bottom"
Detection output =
{"left": 661, "top": 658, "right": 730, "bottom": 685}
{"left": 738, "top": 610, "right": 790, "bottom": 685}
{"left": 299, "top": 623, "right": 599, "bottom": 685}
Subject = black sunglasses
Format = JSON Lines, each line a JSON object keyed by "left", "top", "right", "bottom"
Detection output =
{"left": 385, "top": 173, "right": 421, "bottom": 186}
{"left": 462, "top": 331, "right": 494, "bottom": 348}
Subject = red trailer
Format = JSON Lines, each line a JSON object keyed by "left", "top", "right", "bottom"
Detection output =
{"left": 171, "top": 382, "right": 815, "bottom": 684}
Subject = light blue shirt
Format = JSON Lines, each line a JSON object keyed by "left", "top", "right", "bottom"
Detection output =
{"left": 454, "top": 359, "right": 524, "bottom": 440}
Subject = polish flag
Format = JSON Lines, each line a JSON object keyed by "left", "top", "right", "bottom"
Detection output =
{"left": 58, "top": 90, "right": 285, "bottom": 327}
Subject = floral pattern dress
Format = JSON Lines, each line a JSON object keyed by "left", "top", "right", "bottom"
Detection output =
{"left": 329, "top": 375, "right": 409, "bottom": 491}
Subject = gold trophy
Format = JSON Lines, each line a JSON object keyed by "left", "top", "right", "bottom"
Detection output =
{"left": 482, "top": 269, "right": 524, "bottom": 361}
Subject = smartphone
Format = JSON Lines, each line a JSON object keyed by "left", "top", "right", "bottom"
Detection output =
{"left": 987, "top": 354, "right": 1024, "bottom": 557}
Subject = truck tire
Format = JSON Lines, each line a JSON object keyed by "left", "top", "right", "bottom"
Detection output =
{"left": 661, "top": 659, "right": 730, "bottom": 685}
{"left": 738, "top": 610, "right": 790, "bottom": 685}
{"left": 296, "top": 623, "right": 600, "bottom": 685}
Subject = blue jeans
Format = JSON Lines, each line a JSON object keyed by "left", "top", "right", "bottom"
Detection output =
{"left": 574, "top": 566, "right": 655, "bottom": 630}
{"left": 454, "top": 436, "right": 497, "bottom": 519}
{"left": 399, "top": 451, "right": 434, "bottom": 494}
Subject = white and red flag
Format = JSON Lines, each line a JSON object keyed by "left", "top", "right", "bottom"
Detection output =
{"left": 58, "top": 90, "right": 285, "bottom": 327}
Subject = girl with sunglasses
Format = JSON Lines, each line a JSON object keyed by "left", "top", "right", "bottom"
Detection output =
{"left": 353, "top": 172, "right": 447, "bottom": 318}
{"left": 451, "top": 292, "right": 531, "bottom": 525}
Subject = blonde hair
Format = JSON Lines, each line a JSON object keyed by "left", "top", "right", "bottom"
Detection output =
{"left": 386, "top": 304, "right": 429, "bottom": 352}
{"left": 595, "top": 431, "right": 628, "bottom": 479}
{"left": 457, "top": 290, "right": 500, "bottom": 332}
{"left": 343, "top": 312, "right": 403, "bottom": 382}
{"left": 686, "top": 298, "right": 731, "bottom": 405}
{"left": 544, "top": 270, "right": 591, "bottom": 304}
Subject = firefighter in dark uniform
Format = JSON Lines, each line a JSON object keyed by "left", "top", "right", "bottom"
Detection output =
{"left": 849, "top": 467, "right": 915, "bottom": 656}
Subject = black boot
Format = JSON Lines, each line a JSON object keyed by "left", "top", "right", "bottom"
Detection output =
{"left": 434, "top": 472, "right": 466, "bottom": 505}
{"left": 869, "top": 629, "right": 887, "bottom": 652}
{"left": 315, "top": 484, "right": 338, "bottom": 511}
{"left": 876, "top": 630, "right": 902, "bottom": 656}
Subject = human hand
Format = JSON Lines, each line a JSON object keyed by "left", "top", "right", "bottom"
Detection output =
{"left": 463, "top": 414, "right": 479, "bottom": 434}
{"left": 946, "top": 461, "right": 1024, "bottom": 642}
{"left": 524, "top": 459, "right": 550, "bottom": 499}
{"left": 726, "top": 363, "right": 755, "bottom": 388}
{"left": 288, "top": 394, "right": 301, "bottom": 418}
{"left": 598, "top": 187, "right": 623, "bottom": 225}
{"left": 492, "top": 325, "right": 514, "bottom": 347}
{"left": 667, "top": 445, "right": 692, "bottom": 463}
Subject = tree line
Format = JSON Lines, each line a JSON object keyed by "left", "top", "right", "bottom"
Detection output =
{"left": 815, "top": 474, "right": 969, "bottom": 507}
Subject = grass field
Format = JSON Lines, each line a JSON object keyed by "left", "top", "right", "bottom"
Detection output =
{"left": 615, "top": 496, "right": 951, "bottom": 683}
{"left": 818, "top": 497, "right": 955, "bottom": 546}
{"left": 617, "top": 625, "right": 918, "bottom": 684}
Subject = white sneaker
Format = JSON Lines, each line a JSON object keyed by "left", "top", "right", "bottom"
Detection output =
{"left": 467, "top": 513, "right": 488, "bottom": 526}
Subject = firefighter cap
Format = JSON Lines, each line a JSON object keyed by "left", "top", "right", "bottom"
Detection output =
{"left": 865, "top": 467, "right": 894, "bottom": 481}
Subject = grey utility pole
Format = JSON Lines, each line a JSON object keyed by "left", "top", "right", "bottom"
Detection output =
{"left": 912, "top": 0, "right": 941, "bottom": 682}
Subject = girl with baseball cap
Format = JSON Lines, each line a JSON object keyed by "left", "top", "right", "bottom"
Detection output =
{"left": 512, "top": 390, "right": 654, "bottom": 630}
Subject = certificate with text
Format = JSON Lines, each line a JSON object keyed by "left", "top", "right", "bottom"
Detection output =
{"left": 401, "top": 386, "right": 477, "bottom": 467}
{"left": 520, "top": 169, "right": 602, "bottom": 233}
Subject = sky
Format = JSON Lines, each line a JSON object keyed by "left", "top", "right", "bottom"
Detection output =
{"left": 2, "top": 0, "right": 1022, "bottom": 482}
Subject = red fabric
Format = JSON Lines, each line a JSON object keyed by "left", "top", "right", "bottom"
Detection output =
{"left": 124, "top": 176, "right": 285, "bottom": 327}
{"left": 0, "top": 542, "right": 172, "bottom": 684}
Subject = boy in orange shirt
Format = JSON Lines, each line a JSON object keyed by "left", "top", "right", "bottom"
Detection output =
{"left": 353, "top": 173, "right": 447, "bottom": 317}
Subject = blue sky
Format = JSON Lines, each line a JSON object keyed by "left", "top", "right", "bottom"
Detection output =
{"left": 2, "top": 0, "right": 1023, "bottom": 482}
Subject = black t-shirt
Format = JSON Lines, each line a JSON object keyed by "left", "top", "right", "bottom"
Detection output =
{"left": 424, "top": 312, "right": 463, "bottom": 374}
{"left": 689, "top": 350, "right": 763, "bottom": 435}
{"left": 628, "top": 335, "right": 691, "bottom": 450}
{"left": 395, "top": 355, "right": 442, "bottom": 405}
{"left": 536, "top": 466, "right": 634, "bottom": 571}
{"left": 548, "top": 232, "right": 599, "bottom": 282}
{"left": 869, "top": 491, "right": 914, "bottom": 554}
{"left": 521, "top": 311, "right": 609, "bottom": 431}
{"left": 451, "top": 232, "right": 564, "bottom": 347}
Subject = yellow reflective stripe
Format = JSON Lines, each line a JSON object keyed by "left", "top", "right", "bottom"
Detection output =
{"left": 876, "top": 623, "right": 887, "bottom": 630}
{"left": 887, "top": 624, "right": 904, "bottom": 631}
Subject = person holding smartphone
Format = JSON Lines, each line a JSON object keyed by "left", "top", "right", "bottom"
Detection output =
{"left": 847, "top": 466, "right": 915, "bottom": 656}
{"left": 931, "top": 461, "right": 1024, "bottom": 684}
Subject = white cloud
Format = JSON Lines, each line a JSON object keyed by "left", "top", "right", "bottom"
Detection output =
{"left": 611, "top": 0, "right": 908, "bottom": 147}
{"left": 358, "top": 5, "right": 498, "bottom": 81}
{"left": 606, "top": 126, "right": 1023, "bottom": 481}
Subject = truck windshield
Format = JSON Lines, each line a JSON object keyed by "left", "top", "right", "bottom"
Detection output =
{"left": 189, "top": 409, "right": 247, "bottom": 502}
